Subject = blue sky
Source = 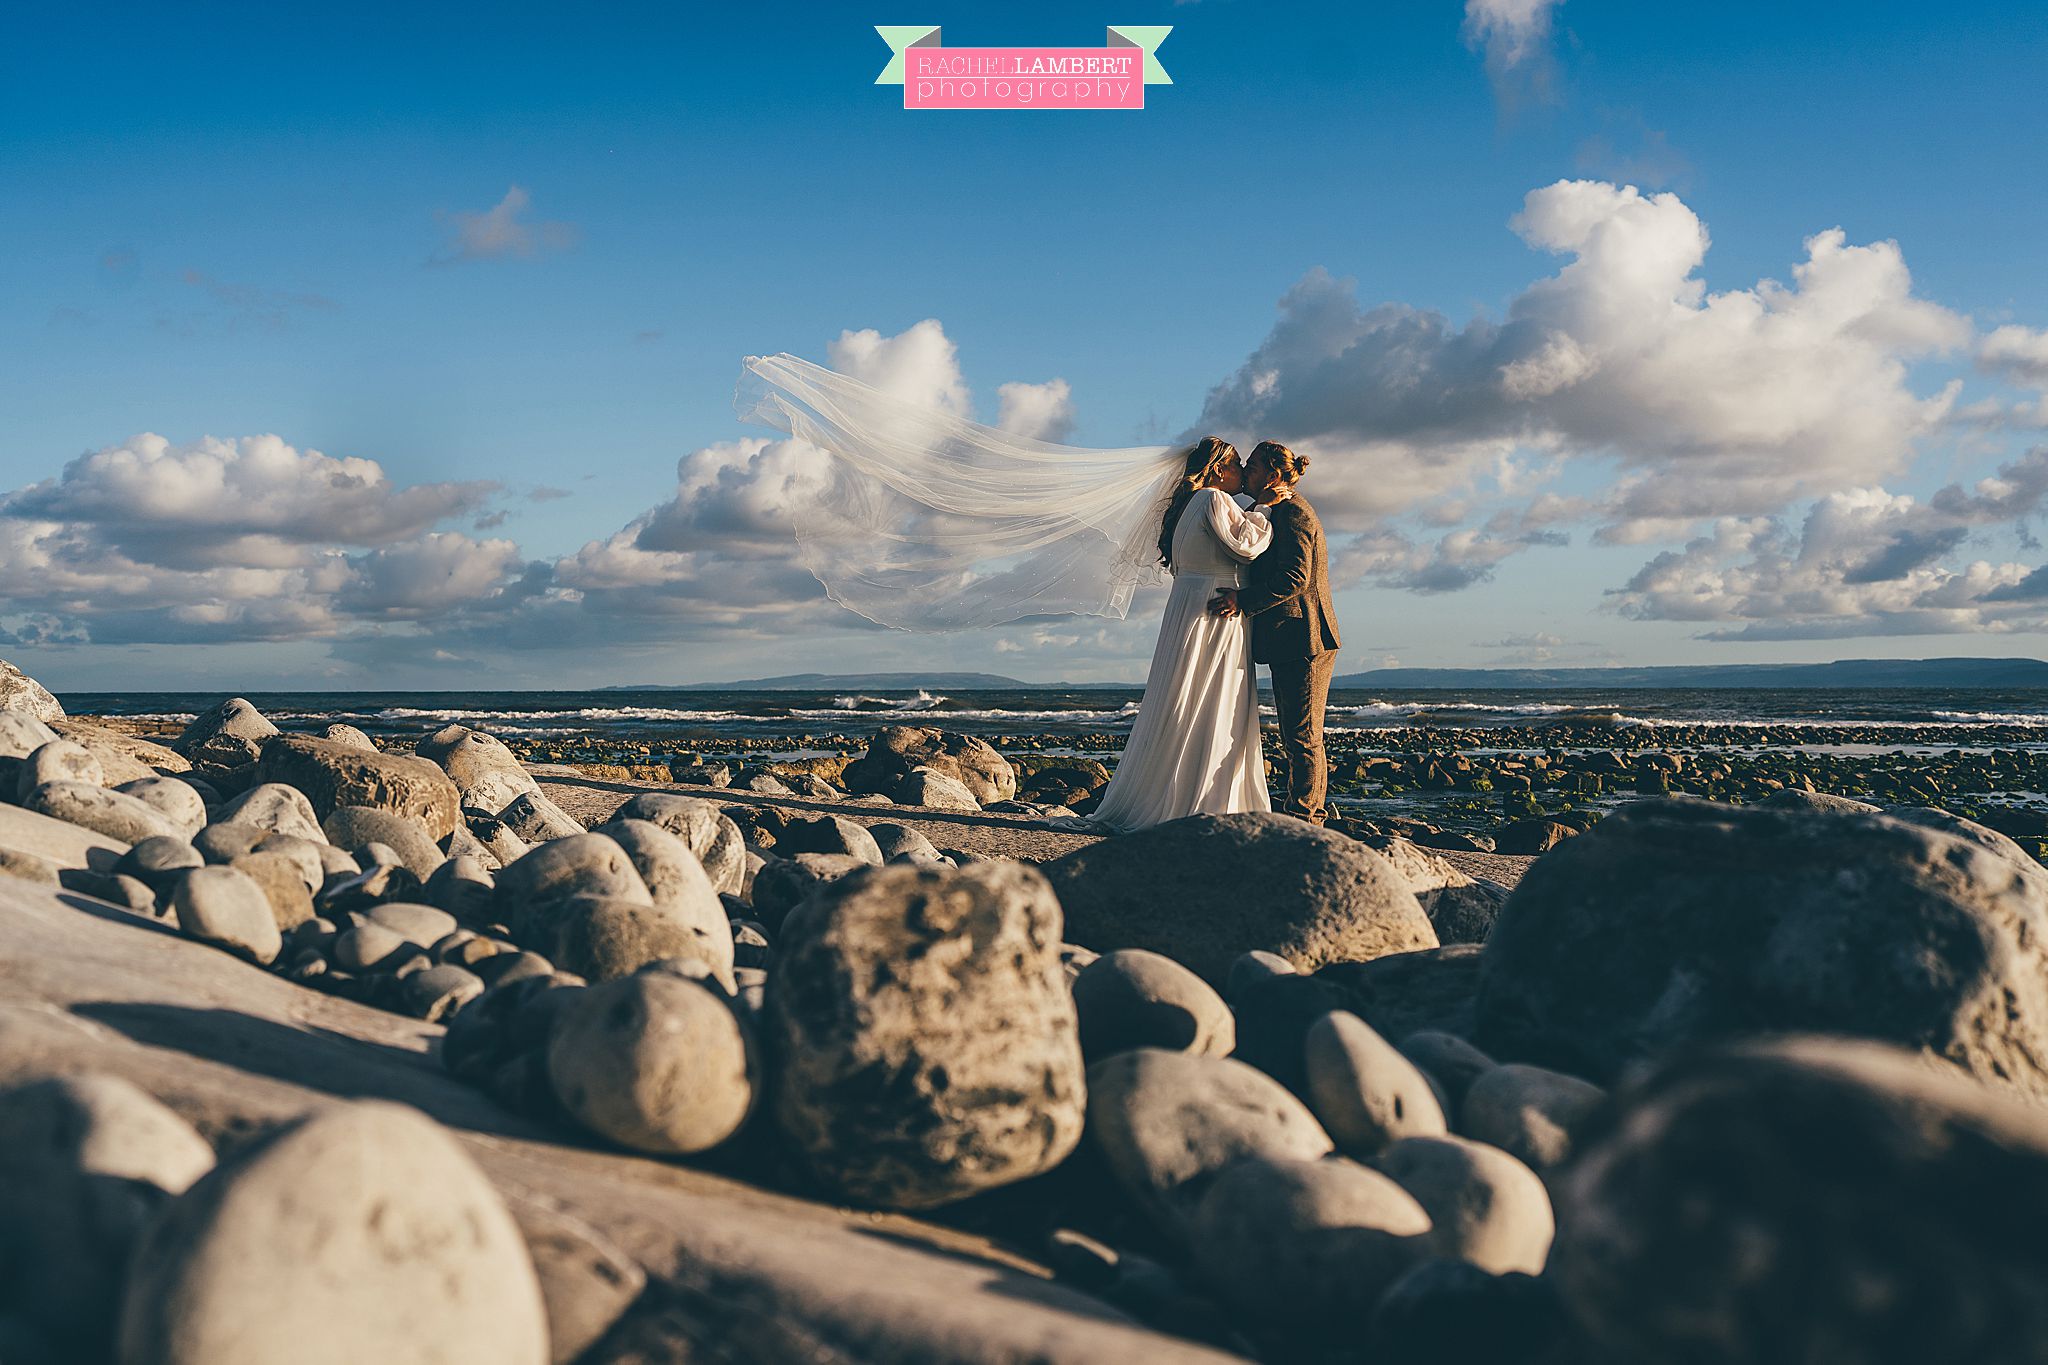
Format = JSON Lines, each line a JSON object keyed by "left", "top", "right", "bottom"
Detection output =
{"left": 4, "top": 0, "right": 2048, "bottom": 688}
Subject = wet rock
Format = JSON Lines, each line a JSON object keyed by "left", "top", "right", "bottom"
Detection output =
{"left": 0, "top": 659, "right": 63, "bottom": 721}
{"left": 173, "top": 697, "right": 279, "bottom": 769}
{"left": 1086, "top": 1048, "right": 1332, "bottom": 1235}
{"left": 1551, "top": 1036, "right": 2048, "bottom": 1365}
{"left": 500, "top": 790, "right": 585, "bottom": 843}
{"left": 170, "top": 865, "right": 282, "bottom": 964}
{"left": 1044, "top": 813, "right": 1437, "bottom": 986}
{"left": 1304, "top": 1011, "right": 1448, "bottom": 1156}
{"left": 1188, "top": 1154, "right": 1432, "bottom": 1337}
{"left": 255, "top": 733, "right": 462, "bottom": 839}
{"left": 1376, "top": 1134, "right": 1553, "bottom": 1275}
{"left": 767, "top": 862, "right": 1084, "bottom": 1209}
{"left": 0, "top": 1074, "right": 214, "bottom": 1355}
{"left": 841, "top": 725, "right": 1017, "bottom": 805}
{"left": 1476, "top": 795, "right": 2048, "bottom": 1095}
{"left": 212, "top": 783, "right": 324, "bottom": 841}
{"left": 117, "top": 1101, "right": 548, "bottom": 1365}
{"left": 26, "top": 781, "right": 183, "bottom": 846}
{"left": 1073, "top": 948, "right": 1235, "bottom": 1062}
{"left": 608, "top": 792, "right": 746, "bottom": 896}
{"left": 321, "top": 805, "right": 445, "bottom": 879}
{"left": 547, "top": 972, "right": 757, "bottom": 1154}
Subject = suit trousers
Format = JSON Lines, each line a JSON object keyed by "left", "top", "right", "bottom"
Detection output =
{"left": 1268, "top": 650, "right": 1336, "bottom": 824}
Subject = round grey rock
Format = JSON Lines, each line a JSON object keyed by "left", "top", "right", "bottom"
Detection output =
{"left": 1305, "top": 1011, "right": 1449, "bottom": 1157}
{"left": 1377, "top": 1133, "right": 1554, "bottom": 1275}
{"left": 547, "top": 972, "right": 757, "bottom": 1155}
{"left": 1072, "top": 948, "right": 1236, "bottom": 1062}
{"left": 1460, "top": 1063, "right": 1606, "bottom": 1174}
{"left": 171, "top": 866, "right": 282, "bottom": 964}
{"left": 25, "top": 781, "right": 182, "bottom": 846}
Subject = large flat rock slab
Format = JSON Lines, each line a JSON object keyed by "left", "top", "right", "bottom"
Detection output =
{"left": 0, "top": 876, "right": 1241, "bottom": 1363}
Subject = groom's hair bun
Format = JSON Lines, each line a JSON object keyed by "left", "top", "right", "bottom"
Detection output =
{"left": 1252, "top": 441, "right": 1309, "bottom": 483}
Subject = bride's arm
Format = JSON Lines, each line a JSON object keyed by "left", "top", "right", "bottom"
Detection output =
{"left": 1206, "top": 488, "right": 1274, "bottom": 562}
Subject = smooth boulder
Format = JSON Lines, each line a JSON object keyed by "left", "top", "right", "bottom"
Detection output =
{"left": 608, "top": 792, "right": 745, "bottom": 895}
{"left": 1304, "top": 1010, "right": 1449, "bottom": 1156}
{"left": 254, "top": 734, "right": 462, "bottom": 839}
{"left": 1045, "top": 813, "right": 1438, "bottom": 986}
{"left": 212, "top": 783, "right": 324, "bottom": 841}
{"left": 1072, "top": 948, "right": 1236, "bottom": 1062}
{"left": 171, "top": 696, "right": 277, "bottom": 768}
{"left": 171, "top": 866, "right": 283, "bottom": 964}
{"left": 1475, "top": 795, "right": 2048, "bottom": 1096}
{"left": 116, "top": 1101, "right": 548, "bottom": 1365}
{"left": 417, "top": 723, "right": 538, "bottom": 815}
{"left": 1377, "top": 1134, "right": 1554, "bottom": 1275}
{"left": 1552, "top": 1036, "right": 2048, "bottom": 1365}
{"left": 766, "top": 862, "right": 1085, "bottom": 1209}
{"left": 547, "top": 972, "right": 757, "bottom": 1154}
{"left": 25, "top": 781, "right": 184, "bottom": 846}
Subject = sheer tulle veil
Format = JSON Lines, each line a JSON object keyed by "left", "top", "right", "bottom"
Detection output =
{"left": 735, "top": 353, "right": 1186, "bottom": 632}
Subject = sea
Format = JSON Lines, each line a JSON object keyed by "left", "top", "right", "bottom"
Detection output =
{"left": 58, "top": 686, "right": 2048, "bottom": 750}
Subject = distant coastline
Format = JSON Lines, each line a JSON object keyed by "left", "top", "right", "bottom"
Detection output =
{"left": 618, "top": 658, "right": 2048, "bottom": 693}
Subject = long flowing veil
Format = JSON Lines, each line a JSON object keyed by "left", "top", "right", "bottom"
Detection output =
{"left": 735, "top": 353, "right": 1186, "bottom": 632}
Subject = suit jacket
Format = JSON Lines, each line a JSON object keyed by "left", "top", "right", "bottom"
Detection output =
{"left": 1239, "top": 493, "right": 1340, "bottom": 664}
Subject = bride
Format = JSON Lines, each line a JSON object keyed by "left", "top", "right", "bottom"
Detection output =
{"left": 733, "top": 353, "right": 1280, "bottom": 828}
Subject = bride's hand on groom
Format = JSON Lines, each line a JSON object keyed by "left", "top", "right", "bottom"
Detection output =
{"left": 1207, "top": 588, "right": 1239, "bottom": 618}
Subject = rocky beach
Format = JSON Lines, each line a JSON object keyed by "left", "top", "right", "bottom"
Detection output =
{"left": 5, "top": 657, "right": 2048, "bottom": 1363}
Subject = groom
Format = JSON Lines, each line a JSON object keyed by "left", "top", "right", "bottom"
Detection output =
{"left": 1208, "top": 441, "right": 1341, "bottom": 824}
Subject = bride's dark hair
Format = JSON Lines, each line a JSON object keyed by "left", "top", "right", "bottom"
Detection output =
{"left": 1157, "top": 436, "right": 1241, "bottom": 567}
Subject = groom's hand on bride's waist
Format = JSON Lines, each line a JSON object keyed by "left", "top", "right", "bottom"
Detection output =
{"left": 1207, "top": 589, "right": 1239, "bottom": 617}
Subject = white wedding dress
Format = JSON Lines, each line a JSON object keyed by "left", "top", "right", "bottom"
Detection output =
{"left": 1088, "top": 488, "right": 1274, "bottom": 831}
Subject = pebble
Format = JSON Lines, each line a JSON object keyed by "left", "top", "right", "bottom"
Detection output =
{"left": 228, "top": 851, "right": 315, "bottom": 931}
{"left": 1071, "top": 948, "right": 1236, "bottom": 1062}
{"left": 399, "top": 963, "right": 486, "bottom": 1021}
{"left": 321, "top": 805, "right": 445, "bottom": 879}
{"left": 1304, "top": 1011, "right": 1449, "bottom": 1156}
{"left": 1460, "top": 1064, "right": 1606, "bottom": 1174}
{"left": 1188, "top": 1154, "right": 1433, "bottom": 1336}
{"left": 1085, "top": 1048, "right": 1333, "bottom": 1235}
{"left": 424, "top": 853, "right": 496, "bottom": 921}
{"left": 116, "top": 1101, "right": 548, "bottom": 1365}
{"left": 363, "top": 900, "right": 460, "bottom": 948}
{"left": 495, "top": 833, "right": 651, "bottom": 944}
{"left": 1376, "top": 1134, "right": 1555, "bottom": 1275}
{"left": 170, "top": 866, "right": 283, "bottom": 964}
{"left": 114, "top": 835, "right": 203, "bottom": 889}
{"left": 333, "top": 923, "right": 420, "bottom": 974}
{"left": 547, "top": 972, "right": 758, "bottom": 1154}
{"left": 192, "top": 821, "right": 267, "bottom": 864}
{"left": 247, "top": 834, "right": 324, "bottom": 891}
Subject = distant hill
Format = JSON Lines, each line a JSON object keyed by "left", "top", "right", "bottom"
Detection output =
{"left": 1331, "top": 658, "right": 2048, "bottom": 689}
{"left": 608, "top": 672, "right": 1033, "bottom": 691}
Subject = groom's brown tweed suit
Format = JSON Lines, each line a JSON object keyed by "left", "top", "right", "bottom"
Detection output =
{"left": 1239, "top": 494, "right": 1341, "bottom": 824}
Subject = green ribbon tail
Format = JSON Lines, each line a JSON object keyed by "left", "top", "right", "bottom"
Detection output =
{"left": 1107, "top": 25, "right": 1173, "bottom": 84}
{"left": 874, "top": 25, "right": 941, "bottom": 84}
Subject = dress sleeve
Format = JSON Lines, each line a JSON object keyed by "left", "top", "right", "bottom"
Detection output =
{"left": 1206, "top": 489, "right": 1273, "bottom": 563}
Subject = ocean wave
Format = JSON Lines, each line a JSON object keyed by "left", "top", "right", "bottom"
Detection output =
{"left": 1931, "top": 709, "right": 2048, "bottom": 726}
{"left": 1345, "top": 699, "right": 1583, "bottom": 720}
{"left": 831, "top": 690, "right": 949, "bottom": 712}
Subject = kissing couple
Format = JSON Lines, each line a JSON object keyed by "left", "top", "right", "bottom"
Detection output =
{"left": 732, "top": 354, "right": 1340, "bottom": 833}
{"left": 1085, "top": 438, "right": 1341, "bottom": 832}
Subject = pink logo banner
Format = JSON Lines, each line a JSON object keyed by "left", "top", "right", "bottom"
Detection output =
{"left": 905, "top": 47, "right": 1145, "bottom": 110}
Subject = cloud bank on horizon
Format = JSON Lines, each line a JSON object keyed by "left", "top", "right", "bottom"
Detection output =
{"left": 7, "top": 174, "right": 2047, "bottom": 672}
